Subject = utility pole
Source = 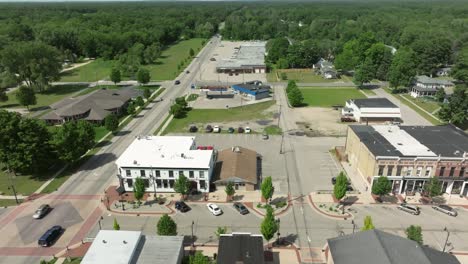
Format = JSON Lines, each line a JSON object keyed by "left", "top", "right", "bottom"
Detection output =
{"left": 191, "top": 221, "right": 195, "bottom": 247}
{"left": 443, "top": 227, "right": 450, "bottom": 252}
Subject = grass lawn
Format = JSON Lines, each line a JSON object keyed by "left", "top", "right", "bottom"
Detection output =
{"left": 0, "top": 170, "right": 50, "bottom": 196}
{"left": 0, "top": 199, "right": 23, "bottom": 207}
{"left": 164, "top": 100, "right": 276, "bottom": 134}
{"left": 300, "top": 87, "right": 366, "bottom": 107}
{"left": 268, "top": 69, "right": 352, "bottom": 83}
{"left": 94, "top": 126, "right": 109, "bottom": 142}
{"left": 401, "top": 94, "right": 440, "bottom": 113}
{"left": 359, "top": 88, "right": 376, "bottom": 96}
{"left": 264, "top": 125, "right": 282, "bottom": 135}
{"left": 0, "top": 84, "right": 88, "bottom": 111}
{"left": 59, "top": 59, "right": 116, "bottom": 82}
{"left": 187, "top": 94, "right": 199, "bottom": 102}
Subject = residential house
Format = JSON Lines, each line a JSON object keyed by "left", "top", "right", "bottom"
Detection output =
{"left": 410, "top": 75, "right": 454, "bottom": 98}
{"left": 342, "top": 98, "right": 402, "bottom": 123}
{"left": 314, "top": 58, "right": 338, "bottom": 79}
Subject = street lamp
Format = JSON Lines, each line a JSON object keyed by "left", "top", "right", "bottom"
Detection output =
{"left": 351, "top": 220, "right": 356, "bottom": 234}
{"left": 191, "top": 221, "right": 195, "bottom": 247}
{"left": 443, "top": 227, "right": 450, "bottom": 252}
{"left": 98, "top": 216, "right": 104, "bottom": 230}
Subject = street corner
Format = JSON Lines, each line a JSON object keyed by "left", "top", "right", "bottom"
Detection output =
{"left": 307, "top": 194, "right": 354, "bottom": 221}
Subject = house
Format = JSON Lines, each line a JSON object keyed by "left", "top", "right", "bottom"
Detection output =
{"left": 436, "top": 67, "right": 451, "bottom": 77}
{"left": 314, "top": 58, "right": 337, "bottom": 79}
{"left": 82, "top": 230, "right": 184, "bottom": 264}
{"left": 216, "top": 42, "right": 267, "bottom": 74}
{"left": 41, "top": 88, "right": 137, "bottom": 125}
{"left": 326, "top": 229, "right": 460, "bottom": 264}
{"left": 213, "top": 146, "right": 259, "bottom": 191}
{"left": 341, "top": 98, "right": 401, "bottom": 123}
{"left": 410, "top": 75, "right": 454, "bottom": 98}
{"left": 115, "top": 136, "right": 216, "bottom": 193}
{"left": 217, "top": 233, "right": 265, "bottom": 264}
{"left": 231, "top": 81, "right": 271, "bottom": 100}
{"left": 345, "top": 125, "right": 468, "bottom": 196}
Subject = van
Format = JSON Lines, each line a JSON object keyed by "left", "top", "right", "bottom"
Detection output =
{"left": 38, "top": 226, "right": 63, "bottom": 247}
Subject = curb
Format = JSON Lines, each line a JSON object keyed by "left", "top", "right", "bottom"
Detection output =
{"left": 308, "top": 195, "right": 353, "bottom": 220}
{"left": 104, "top": 200, "right": 176, "bottom": 216}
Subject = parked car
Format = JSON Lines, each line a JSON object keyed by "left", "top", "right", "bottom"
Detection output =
{"left": 213, "top": 125, "right": 221, "bottom": 133}
{"left": 238, "top": 127, "right": 245, "bottom": 133}
{"left": 228, "top": 127, "right": 235, "bottom": 133}
{"left": 186, "top": 70, "right": 190, "bottom": 74}
{"left": 175, "top": 201, "right": 191, "bottom": 213}
{"left": 432, "top": 204, "right": 457, "bottom": 216}
{"left": 38, "top": 226, "right": 64, "bottom": 247}
{"left": 33, "top": 204, "right": 51, "bottom": 219}
{"left": 189, "top": 126, "right": 198, "bottom": 133}
{"left": 331, "top": 177, "right": 337, "bottom": 185}
{"left": 233, "top": 202, "right": 249, "bottom": 215}
{"left": 174, "top": 80, "right": 181, "bottom": 85}
{"left": 245, "top": 127, "right": 251, "bottom": 134}
{"left": 262, "top": 133, "right": 269, "bottom": 140}
{"left": 210, "top": 58, "right": 216, "bottom": 61}
{"left": 397, "top": 203, "right": 420, "bottom": 215}
{"left": 207, "top": 203, "right": 222, "bottom": 216}
{"left": 205, "top": 125, "right": 213, "bottom": 133}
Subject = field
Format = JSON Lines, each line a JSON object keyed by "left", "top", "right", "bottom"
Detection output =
{"left": 164, "top": 100, "right": 275, "bottom": 134}
{"left": 401, "top": 94, "right": 440, "bottom": 113}
{"left": 268, "top": 69, "right": 351, "bottom": 83}
{"left": 60, "top": 59, "right": 116, "bottom": 82}
{"left": 0, "top": 170, "right": 51, "bottom": 196}
{"left": 300, "top": 87, "right": 366, "bottom": 107}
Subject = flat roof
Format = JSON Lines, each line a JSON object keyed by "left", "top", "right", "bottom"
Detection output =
{"left": 218, "top": 233, "right": 264, "bottom": 264}
{"left": 217, "top": 42, "right": 266, "bottom": 69}
{"left": 133, "top": 235, "right": 184, "bottom": 264}
{"left": 350, "top": 98, "right": 398, "bottom": 109}
{"left": 116, "top": 136, "right": 213, "bottom": 169}
{"left": 82, "top": 230, "right": 142, "bottom": 264}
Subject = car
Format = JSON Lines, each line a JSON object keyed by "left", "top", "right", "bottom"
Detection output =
{"left": 346, "top": 185, "right": 354, "bottom": 191}
{"left": 33, "top": 204, "right": 51, "bottom": 219}
{"left": 175, "top": 201, "right": 191, "bottom": 213}
{"left": 245, "top": 127, "right": 251, "bottom": 134}
{"left": 207, "top": 203, "right": 222, "bottom": 216}
{"left": 205, "top": 125, "right": 213, "bottom": 133}
{"left": 262, "top": 133, "right": 269, "bottom": 140}
{"left": 213, "top": 125, "right": 220, "bottom": 133}
{"left": 174, "top": 80, "right": 181, "bottom": 85}
{"left": 210, "top": 58, "right": 216, "bottom": 61}
{"left": 189, "top": 126, "right": 198, "bottom": 133}
{"left": 228, "top": 127, "right": 235, "bottom": 133}
{"left": 186, "top": 70, "right": 190, "bottom": 74}
{"left": 233, "top": 202, "right": 249, "bottom": 215}
{"left": 432, "top": 204, "right": 457, "bottom": 216}
{"left": 238, "top": 127, "right": 245, "bottom": 133}
{"left": 38, "top": 226, "right": 64, "bottom": 247}
{"left": 397, "top": 203, "right": 420, "bottom": 215}
{"left": 331, "top": 177, "right": 337, "bottom": 185}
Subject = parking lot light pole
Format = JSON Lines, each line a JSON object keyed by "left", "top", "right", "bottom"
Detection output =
{"left": 443, "top": 227, "right": 450, "bottom": 252}
{"left": 98, "top": 216, "right": 104, "bottom": 230}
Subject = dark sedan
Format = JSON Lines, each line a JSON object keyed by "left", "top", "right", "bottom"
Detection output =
{"left": 175, "top": 201, "right": 191, "bottom": 212}
{"left": 233, "top": 202, "right": 249, "bottom": 215}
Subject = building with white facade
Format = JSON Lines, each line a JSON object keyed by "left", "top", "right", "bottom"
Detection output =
{"left": 341, "top": 98, "right": 401, "bottom": 123}
{"left": 115, "top": 136, "right": 216, "bottom": 193}
{"left": 410, "top": 75, "right": 454, "bottom": 98}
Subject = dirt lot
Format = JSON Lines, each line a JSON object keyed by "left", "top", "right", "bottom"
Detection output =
{"left": 291, "top": 107, "right": 348, "bottom": 137}
{"left": 191, "top": 91, "right": 273, "bottom": 109}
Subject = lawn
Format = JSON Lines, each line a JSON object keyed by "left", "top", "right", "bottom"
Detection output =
{"left": 264, "top": 125, "right": 282, "bottom": 135}
{"left": 268, "top": 69, "right": 352, "bottom": 83}
{"left": 359, "top": 88, "right": 376, "bottom": 96}
{"left": 164, "top": 100, "right": 276, "bottom": 134}
{"left": 0, "top": 199, "right": 23, "bottom": 207}
{"left": 401, "top": 94, "right": 440, "bottom": 113}
{"left": 94, "top": 126, "right": 109, "bottom": 142}
{"left": 0, "top": 170, "right": 50, "bottom": 196}
{"left": 59, "top": 59, "right": 116, "bottom": 82}
{"left": 0, "top": 84, "right": 89, "bottom": 111}
{"left": 300, "top": 87, "right": 366, "bottom": 107}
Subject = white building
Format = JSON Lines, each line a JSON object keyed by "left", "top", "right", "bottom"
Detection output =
{"left": 115, "top": 136, "right": 215, "bottom": 193}
{"left": 342, "top": 98, "right": 401, "bottom": 123}
{"left": 410, "top": 75, "right": 454, "bottom": 98}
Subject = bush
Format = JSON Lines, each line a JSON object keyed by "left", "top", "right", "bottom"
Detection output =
{"left": 280, "top": 72, "right": 288, "bottom": 80}
{"left": 273, "top": 200, "right": 287, "bottom": 209}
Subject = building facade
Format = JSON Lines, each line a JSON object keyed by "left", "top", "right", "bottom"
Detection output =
{"left": 231, "top": 81, "right": 271, "bottom": 100}
{"left": 341, "top": 98, "right": 401, "bottom": 123}
{"left": 115, "top": 136, "right": 216, "bottom": 193}
{"left": 345, "top": 125, "right": 468, "bottom": 196}
{"left": 410, "top": 75, "right": 454, "bottom": 98}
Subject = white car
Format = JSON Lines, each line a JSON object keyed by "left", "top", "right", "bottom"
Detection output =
{"left": 207, "top": 203, "right": 223, "bottom": 216}
{"left": 213, "top": 125, "right": 220, "bottom": 133}
{"left": 245, "top": 127, "right": 251, "bottom": 134}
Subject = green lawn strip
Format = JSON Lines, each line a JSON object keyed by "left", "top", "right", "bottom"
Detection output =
{"left": 0, "top": 84, "right": 89, "bottom": 111}
{"left": 63, "top": 257, "right": 82, "bottom": 264}
{"left": 264, "top": 125, "right": 282, "bottom": 135}
{"left": 154, "top": 114, "right": 171, "bottom": 135}
{"left": 267, "top": 69, "right": 279, "bottom": 82}
{"left": 274, "top": 69, "right": 348, "bottom": 83}
{"left": 0, "top": 199, "right": 24, "bottom": 207}
{"left": 187, "top": 94, "right": 199, "bottom": 102}
{"left": 164, "top": 100, "right": 276, "bottom": 134}
{"left": 401, "top": 94, "right": 440, "bottom": 113}
{"left": 93, "top": 126, "right": 109, "bottom": 142}
{"left": 359, "top": 88, "right": 376, "bottom": 96}
{"left": 59, "top": 59, "right": 116, "bottom": 82}
{"left": 300, "top": 87, "right": 366, "bottom": 107}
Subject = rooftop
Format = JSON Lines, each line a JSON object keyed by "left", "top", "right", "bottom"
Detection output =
{"left": 214, "top": 147, "right": 258, "bottom": 185}
{"left": 217, "top": 232, "right": 264, "bottom": 264}
{"left": 132, "top": 235, "right": 184, "bottom": 264}
{"left": 349, "top": 98, "right": 398, "bottom": 109}
{"left": 217, "top": 42, "right": 266, "bottom": 69}
{"left": 115, "top": 136, "right": 214, "bottom": 169}
{"left": 415, "top": 75, "right": 453, "bottom": 86}
{"left": 327, "top": 229, "right": 460, "bottom": 264}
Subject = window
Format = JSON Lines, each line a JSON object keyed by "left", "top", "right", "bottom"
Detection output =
{"left": 144, "top": 179, "right": 150, "bottom": 188}
{"left": 169, "top": 171, "right": 174, "bottom": 178}
{"left": 156, "top": 170, "right": 161, "bottom": 177}
{"left": 140, "top": 170, "right": 146, "bottom": 177}
{"left": 156, "top": 179, "right": 162, "bottom": 188}
{"left": 199, "top": 171, "right": 205, "bottom": 178}
{"left": 449, "top": 167, "right": 455, "bottom": 177}
{"left": 416, "top": 167, "right": 423, "bottom": 177}
{"left": 169, "top": 180, "right": 175, "bottom": 188}
{"left": 127, "top": 179, "right": 133, "bottom": 188}
{"left": 439, "top": 167, "right": 446, "bottom": 177}
{"left": 200, "top": 180, "right": 206, "bottom": 190}
{"left": 387, "top": 166, "right": 394, "bottom": 176}
{"left": 179, "top": 171, "right": 184, "bottom": 177}
{"left": 126, "top": 170, "right": 131, "bottom": 177}
{"left": 189, "top": 171, "right": 194, "bottom": 178}
{"left": 396, "top": 166, "right": 402, "bottom": 176}
{"left": 460, "top": 167, "right": 466, "bottom": 177}
{"left": 405, "top": 167, "right": 413, "bottom": 177}
{"left": 425, "top": 167, "right": 432, "bottom": 177}
{"left": 378, "top": 166, "right": 385, "bottom": 176}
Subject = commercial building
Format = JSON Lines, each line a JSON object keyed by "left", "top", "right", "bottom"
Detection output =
{"left": 82, "top": 230, "right": 184, "bottom": 264}
{"left": 115, "top": 136, "right": 216, "bottom": 193}
{"left": 231, "top": 81, "right": 271, "bottom": 100}
{"left": 326, "top": 229, "right": 460, "bottom": 264}
{"left": 214, "top": 146, "right": 259, "bottom": 191}
{"left": 341, "top": 98, "right": 401, "bottom": 123}
{"left": 345, "top": 125, "right": 468, "bottom": 196}
{"left": 410, "top": 75, "right": 454, "bottom": 98}
{"left": 217, "top": 233, "right": 265, "bottom": 264}
{"left": 216, "top": 42, "right": 267, "bottom": 74}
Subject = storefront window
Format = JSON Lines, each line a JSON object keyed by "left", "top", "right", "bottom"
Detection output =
{"left": 451, "top": 181, "right": 463, "bottom": 194}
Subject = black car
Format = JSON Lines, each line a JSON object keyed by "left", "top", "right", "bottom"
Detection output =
{"left": 175, "top": 201, "right": 190, "bottom": 212}
{"left": 331, "top": 177, "right": 337, "bottom": 185}
{"left": 189, "top": 126, "right": 198, "bottom": 133}
{"left": 228, "top": 127, "right": 235, "bottom": 133}
{"left": 186, "top": 70, "right": 190, "bottom": 74}
{"left": 175, "top": 80, "right": 181, "bottom": 85}
{"left": 205, "top": 125, "right": 213, "bottom": 133}
{"left": 233, "top": 202, "right": 249, "bottom": 215}
{"left": 238, "top": 127, "right": 245, "bottom": 133}
{"left": 38, "top": 226, "right": 63, "bottom": 247}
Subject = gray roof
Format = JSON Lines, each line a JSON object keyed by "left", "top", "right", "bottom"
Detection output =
{"left": 327, "top": 229, "right": 460, "bottom": 264}
{"left": 350, "top": 125, "right": 403, "bottom": 157}
{"left": 316, "top": 58, "right": 334, "bottom": 68}
{"left": 349, "top": 98, "right": 398, "bottom": 109}
{"left": 217, "top": 42, "right": 266, "bottom": 69}
{"left": 415, "top": 75, "right": 453, "bottom": 86}
{"left": 217, "top": 233, "right": 264, "bottom": 264}
{"left": 132, "top": 235, "right": 184, "bottom": 264}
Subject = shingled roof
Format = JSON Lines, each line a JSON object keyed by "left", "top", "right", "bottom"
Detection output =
{"left": 214, "top": 147, "right": 258, "bottom": 185}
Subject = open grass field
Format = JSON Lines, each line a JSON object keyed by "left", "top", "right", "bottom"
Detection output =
{"left": 401, "top": 94, "right": 440, "bottom": 113}
{"left": 0, "top": 84, "right": 89, "bottom": 111}
{"left": 0, "top": 170, "right": 50, "bottom": 196}
{"left": 164, "top": 100, "right": 275, "bottom": 134}
{"left": 300, "top": 87, "right": 366, "bottom": 107}
{"left": 60, "top": 59, "right": 116, "bottom": 82}
{"left": 267, "top": 69, "right": 352, "bottom": 83}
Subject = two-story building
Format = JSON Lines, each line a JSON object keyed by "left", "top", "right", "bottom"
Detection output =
{"left": 115, "top": 136, "right": 216, "bottom": 193}
{"left": 410, "top": 75, "right": 454, "bottom": 98}
{"left": 345, "top": 125, "right": 468, "bottom": 196}
{"left": 341, "top": 98, "right": 401, "bottom": 123}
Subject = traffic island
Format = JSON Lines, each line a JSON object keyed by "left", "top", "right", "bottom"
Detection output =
{"left": 308, "top": 194, "right": 353, "bottom": 220}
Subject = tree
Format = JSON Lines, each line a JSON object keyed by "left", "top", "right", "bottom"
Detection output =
{"left": 189, "top": 251, "right": 211, "bottom": 264}
{"left": 15, "top": 86, "right": 36, "bottom": 110}
{"left": 438, "top": 85, "right": 467, "bottom": 125}
{"left": 189, "top": 48, "right": 195, "bottom": 57}
{"left": 335, "top": 32, "right": 377, "bottom": 71}
{"left": 261, "top": 176, "right": 274, "bottom": 203}
{"left": 143, "top": 87, "right": 151, "bottom": 99}
{"left": 362, "top": 215, "right": 375, "bottom": 231}
{"left": 174, "top": 174, "right": 191, "bottom": 198}
{"left": 435, "top": 89, "right": 446, "bottom": 103}
{"left": 277, "top": 58, "right": 289, "bottom": 69}
{"left": 137, "top": 68, "right": 150, "bottom": 85}
{"left": 113, "top": 218, "right": 120, "bottom": 230}
{"left": 52, "top": 120, "right": 95, "bottom": 164}
{"left": 126, "top": 102, "right": 136, "bottom": 115}
{"left": 388, "top": 48, "right": 417, "bottom": 88}
{"left": 372, "top": 176, "right": 392, "bottom": 197}
{"left": 157, "top": 214, "right": 177, "bottom": 236}
{"left": 353, "top": 60, "right": 373, "bottom": 87}
{"left": 136, "top": 96, "right": 145, "bottom": 107}
{"left": 260, "top": 206, "right": 278, "bottom": 245}
{"left": 225, "top": 182, "right": 235, "bottom": 201}
{"left": 406, "top": 225, "right": 423, "bottom": 244}
{"left": 215, "top": 226, "right": 227, "bottom": 238}
{"left": 110, "top": 68, "right": 121, "bottom": 85}
{"left": 144, "top": 43, "right": 161, "bottom": 64}
{"left": 333, "top": 172, "right": 348, "bottom": 201}
{"left": 451, "top": 47, "right": 468, "bottom": 82}
{"left": 266, "top": 38, "right": 290, "bottom": 64}
{"left": 175, "top": 96, "right": 188, "bottom": 109}
{"left": 104, "top": 114, "right": 119, "bottom": 133}
{"left": 426, "top": 177, "right": 442, "bottom": 198}
{"left": 0, "top": 88, "right": 7, "bottom": 102}
{"left": 170, "top": 103, "right": 185, "bottom": 118}
{"left": 288, "top": 86, "right": 304, "bottom": 107}
{"left": 364, "top": 43, "right": 393, "bottom": 80}
{"left": 133, "top": 177, "right": 145, "bottom": 204}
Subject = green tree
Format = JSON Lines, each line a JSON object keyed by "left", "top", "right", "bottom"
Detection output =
{"left": 451, "top": 47, "right": 468, "bottom": 82}
{"left": 15, "top": 86, "right": 36, "bottom": 110}
{"left": 372, "top": 176, "right": 392, "bottom": 197}
{"left": 277, "top": 58, "right": 289, "bottom": 69}
{"left": 333, "top": 172, "right": 348, "bottom": 201}
{"left": 364, "top": 43, "right": 393, "bottom": 80}
{"left": 144, "top": 43, "right": 161, "bottom": 64}
{"left": 157, "top": 214, "right": 177, "bottom": 236}
{"left": 353, "top": 60, "right": 373, "bottom": 87}
{"left": 335, "top": 32, "right": 377, "bottom": 71}
{"left": 435, "top": 89, "right": 446, "bottom": 103}
{"left": 189, "top": 251, "right": 211, "bottom": 264}
{"left": 189, "top": 48, "right": 195, "bottom": 57}
{"left": 388, "top": 48, "right": 417, "bottom": 88}
{"left": 261, "top": 176, "right": 274, "bottom": 203}
{"left": 266, "top": 37, "right": 290, "bottom": 64}
{"left": 143, "top": 87, "right": 151, "bottom": 99}
{"left": 0, "top": 88, "right": 7, "bottom": 102}
{"left": 113, "top": 218, "right": 120, "bottom": 230}
{"left": 288, "top": 87, "right": 304, "bottom": 107}
{"left": 110, "top": 68, "right": 121, "bottom": 85}
{"left": 438, "top": 86, "right": 467, "bottom": 125}
{"left": 406, "top": 225, "right": 423, "bottom": 244}
{"left": 133, "top": 177, "right": 145, "bottom": 204}
{"left": 225, "top": 182, "right": 235, "bottom": 200}
{"left": 174, "top": 174, "right": 191, "bottom": 198}
{"left": 126, "top": 102, "right": 136, "bottom": 115}
{"left": 104, "top": 114, "right": 119, "bottom": 133}
{"left": 362, "top": 215, "right": 375, "bottom": 231}
{"left": 286, "top": 80, "right": 297, "bottom": 94}
{"left": 170, "top": 103, "right": 185, "bottom": 118}
{"left": 175, "top": 96, "right": 188, "bottom": 109}
{"left": 260, "top": 206, "right": 278, "bottom": 244}
{"left": 215, "top": 226, "right": 227, "bottom": 238}
{"left": 137, "top": 68, "right": 151, "bottom": 85}
{"left": 136, "top": 96, "right": 145, "bottom": 107}
{"left": 52, "top": 120, "right": 95, "bottom": 164}
{"left": 426, "top": 177, "right": 442, "bottom": 198}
